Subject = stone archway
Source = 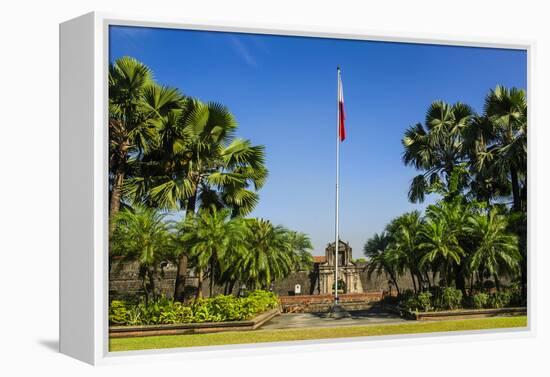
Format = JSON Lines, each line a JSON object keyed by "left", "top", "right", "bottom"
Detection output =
{"left": 317, "top": 240, "right": 363, "bottom": 295}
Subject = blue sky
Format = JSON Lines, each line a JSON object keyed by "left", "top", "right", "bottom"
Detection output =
{"left": 109, "top": 26, "right": 527, "bottom": 258}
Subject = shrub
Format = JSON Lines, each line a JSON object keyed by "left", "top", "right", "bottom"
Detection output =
{"left": 158, "top": 302, "right": 193, "bottom": 324}
{"left": 398, "top": 291, "right": 433, "bottom": 312}
{"left": 398, "top": 290, "right": 417, "bottom": 311}
{"left": 109, "top": 290, "right": 279, "bottom": 326}
{"left": 401, "top": 296, "right": 419, "bottom": 311}
{"left": 417, "top": 291, "right": 433, "bottom": 312}
{"left": 488, "top": 291, "right": 512, "bottom": 309}
{"left": 109, "top": 300, "right": 129, "bottom": 325}
{"left": 508, "top": 283, "right": 526, "bottom": 307}
{"left": 440, "top": 287, "right": 463, "bottom": 310}
{"left": 472, "top": 293, "right": 489, "bottom": 309}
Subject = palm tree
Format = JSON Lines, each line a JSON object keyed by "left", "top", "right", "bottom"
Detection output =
{"left": 110, "top": 206, "right": 171, "bottom": 304}
{"left": 364, "top": 232, "right": 402, "bottom": 294}
{"left": 108, "top": 57, "right": 185, "bottom": 235}
{"left": 484, "top": 86, "right": 527, "bottom": 212}
{"left": 418, "top": 215, "right": 464, "bottom": 287}
{"left": 179, "top": 207, "right": 246, "bottom": 298}
{"left": 467, "top": 86, "right": 527, "bottom": 296}
{"left": 463, "top": 115, "right": 510, "bottom": 206}
{"left": 465, "top": 209, "right": 521, "bottom": 290}
{"left": 237, "top": 219, "right": 294, "bottom": 290}
{"left": 125, "top": 99, "right": 268, "bottom": 300}
{"left": 462, "top": 86, "right": 527, "bottom": 212}
{"left": 402, "top": 101, "right": 473, "bottom": 202}
{"left": 180, "top": 100, "right": 268, "bottom": 217}
{"left": 385, "top": 211, "right": 425, "bottom": 292}
{"left": 285, "top": 231, "right": 314, "bottom": 272}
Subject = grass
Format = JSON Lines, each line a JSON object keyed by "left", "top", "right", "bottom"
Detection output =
{"left": 110, "top": 315, "right": 527, "bottom": 352}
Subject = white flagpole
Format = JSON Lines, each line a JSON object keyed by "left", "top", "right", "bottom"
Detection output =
{"left": 334, "top": 67, "right": 340, "bottom": 304}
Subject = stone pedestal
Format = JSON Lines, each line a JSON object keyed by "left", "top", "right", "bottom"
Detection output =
{"left": 325, "top": 303, "right": 351, "bottom": 319}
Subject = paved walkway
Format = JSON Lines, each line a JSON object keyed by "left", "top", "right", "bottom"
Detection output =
{"left": 261, "top": 305, "right": 406, "bottom": 330}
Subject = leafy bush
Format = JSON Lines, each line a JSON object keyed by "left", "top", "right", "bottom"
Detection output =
{"left": 440, "top": 287, "right": 463, "bottom": 310}
{"left": 109, "top": 300, "right": 129, "bottom": 325}
{"left": 472, "top": 293, "right": 489, "bottom": 309}
{"left": 508, "top": 283, "right": 526, "bottom": 307}
{"left": 398, "top": 290, "right": 417, "bottom": 311}
{"left": 109, "top": 290, "right": 279, "bottom": 326}
{"left": 400, "top": 296, "right": 419, "bottom": 312}
{"left": 398, "top": 290, "right": 428, "bottom": 312}
{"left": 417, "top": 291, "right": 433, "bottom": 312}
{"left": 488, "top": 291, "right": 512, "bottom": 309}
{"left": 398, "top": 291, "right": 432, "bottom": 312}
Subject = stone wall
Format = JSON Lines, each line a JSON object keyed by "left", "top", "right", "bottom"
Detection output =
{"left": 271, "top": 271, "right": 317, "bottom": 296}
{"left": 109, "top": 259, "right": 418, "bottom": 300}
{"left": 355, "top": 263, "right": 417, "bottom": 293}
{"left": 109, "top": 260, "right": 178, "bottom": 299}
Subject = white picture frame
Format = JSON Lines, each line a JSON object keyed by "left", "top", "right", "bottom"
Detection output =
{"left": 59, "top": 11, "right": 535, "bottom": 365}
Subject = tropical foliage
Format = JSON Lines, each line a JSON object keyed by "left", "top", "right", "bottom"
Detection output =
{"left": 110, "top": 205, "right": 173, "bottom": 304}
{"left": 367, "top": 85, "right": 527, "bottom": 306}
{"left": 175, "top": 210, "right": 314, "bottom": 297}
{"left": 109, "top": 290, "right": 279, "bottom": 326}
{"left": 109, "top": 56, "right": 313, "bottom": 304}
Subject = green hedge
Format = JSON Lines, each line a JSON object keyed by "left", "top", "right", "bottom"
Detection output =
{"left": 399, "top": 286, "right": 522, "bottom": 312}
{"left": 109, "top": 290, "right": 279, "bottom": 326}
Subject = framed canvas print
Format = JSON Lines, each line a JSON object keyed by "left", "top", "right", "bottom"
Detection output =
{"left": 60, "top": 12, "right": 532, "bottom": 365}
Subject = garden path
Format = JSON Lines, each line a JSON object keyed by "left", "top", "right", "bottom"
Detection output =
{"left": 261, "top": 305, "right": 406, "bottom": 330}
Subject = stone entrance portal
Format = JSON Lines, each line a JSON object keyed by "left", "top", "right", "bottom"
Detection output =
{"left": 317, "top": 240, "right": 363, "bottom": 294}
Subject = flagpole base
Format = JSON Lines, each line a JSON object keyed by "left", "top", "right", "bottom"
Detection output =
{"left": 326, "top": 300, "right": 351, "bottom": 319}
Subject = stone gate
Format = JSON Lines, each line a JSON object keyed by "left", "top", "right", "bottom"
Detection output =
{"left": 317, "top": 240, "right": 364, "bottom": 294}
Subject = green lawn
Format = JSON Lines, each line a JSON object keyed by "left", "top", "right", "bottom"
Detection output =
{"left": 110, "top": 316, "right": 527, "bottom": 352}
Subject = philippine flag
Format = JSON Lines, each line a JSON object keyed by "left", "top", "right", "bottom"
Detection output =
{"left": 338, "top": 70, "right": 346, "bottom": 142}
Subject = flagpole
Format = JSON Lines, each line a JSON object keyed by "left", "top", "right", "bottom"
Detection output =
{"left": 334, "top": 67, "right": 340, "bottom": 304}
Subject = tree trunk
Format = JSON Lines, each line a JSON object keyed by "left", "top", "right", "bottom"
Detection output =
{"left": 142, "top": 277, "right": 149, "bottom": 306}
{"left": 109, "top": 137, "right": 130, "bottom": 236}
{"left": 196, "top": 268, "right": 203, "bottom": 298}
{"left": 186, "top": 193, "right": 198, "bottom": 215}
{"left": 149, "top": 268, "right": 156, "bottom": 302}
{"left": 109, "top": 165, "right": 125, "bottom": 238}
{"left": 388, "top": 272, "right": 400, "bottom": 296}
{"left": 445, "top": 263, "right": 453, "bottom": 287}
{"left": 394, "top": 279, "right": 400, "bottom": 296}
{"left": 229, "top": 280, "right": 237, "bottom": 295}
{"left": 455, "top": 265, "right": 466, "bottom": 294}
{"left": 209, "top": 259, "right": 215, "bottom": 298}
{"left": 173, "top": 254, "right": 188, "bottom": 301}
{"left": 494, "top": 273, "right": 501, "bottom": 292}
{"left": 224, "top": 281, "right": 231, "bottom": 295}
{"left": 173, "top": 186, "right": 199, "bottom": 301}
{"left": 410, "top": 270, "right": 417, "bottom": 293}
{"left": 424, "top": 271, "right": 432, "bottom": 290}
{"left": 510, "top": 166, "right": 521, "bottom": 212}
